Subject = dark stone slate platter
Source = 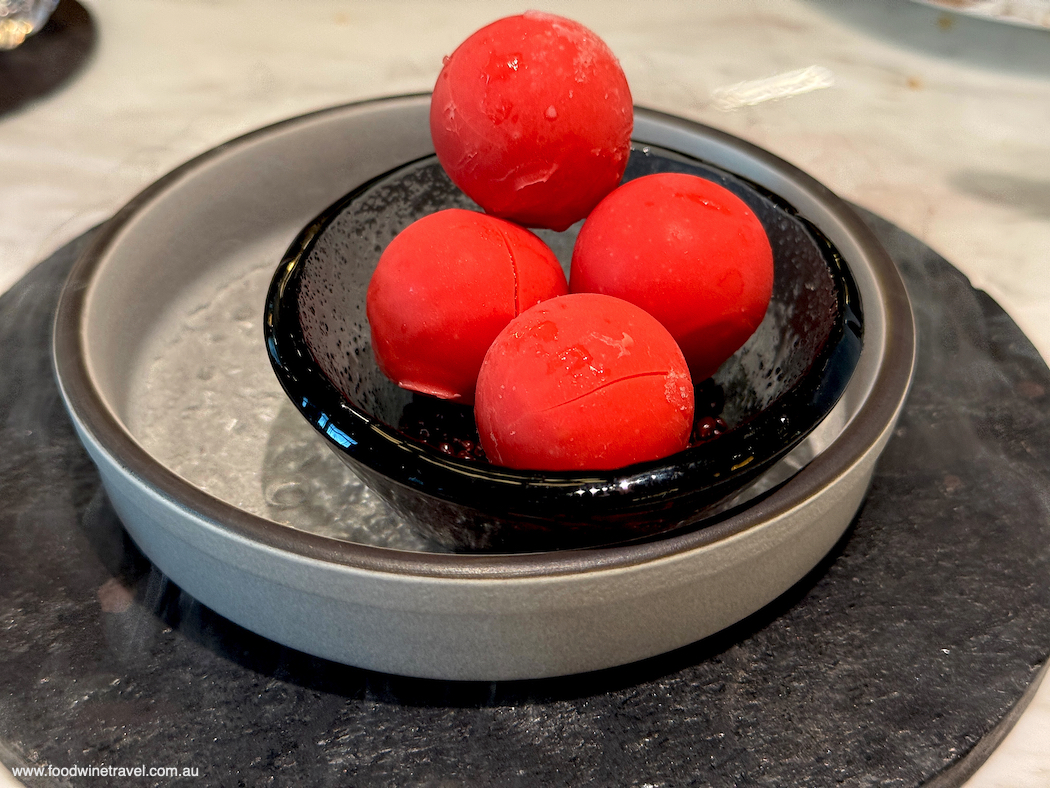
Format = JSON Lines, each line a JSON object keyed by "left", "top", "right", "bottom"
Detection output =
{"left": 1, "top": 211, "right": 1048, "bottom": 787}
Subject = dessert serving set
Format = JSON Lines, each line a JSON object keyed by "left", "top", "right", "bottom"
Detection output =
{"left": 52, "top": 95, "right": 915, "bottom": 681}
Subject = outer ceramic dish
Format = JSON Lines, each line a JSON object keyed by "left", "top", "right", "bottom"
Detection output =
{"left": 266, "top": 149, "right": 863, "bottom": 552}
{"left": 52, "top": 95, "right": 915, "bottom": 680}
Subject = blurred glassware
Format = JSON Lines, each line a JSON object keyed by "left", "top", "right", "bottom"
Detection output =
{"left": 909, "top": 0, "right": 1050, "bottom": 29}
{"left": 0, "top": 0, "right": 59, "bottom": 50}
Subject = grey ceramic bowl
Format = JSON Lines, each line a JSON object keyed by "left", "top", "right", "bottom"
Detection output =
{"left": 53, "top": 95, "right": 915, "bottom": 680}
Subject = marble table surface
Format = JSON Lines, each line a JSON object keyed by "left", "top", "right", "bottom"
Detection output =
{"left": 0, "top": 0, "right": 1047, "bottom": 784}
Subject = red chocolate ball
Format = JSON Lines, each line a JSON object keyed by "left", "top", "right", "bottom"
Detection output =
{"left": 570, "top": 172, "right": 774, "bottom": 381}
{"left": 366, "top": 208, "right": 568, "bottom": 404}
{"left": 430, "top": 12, "right": 633, "bottom": 232}
{"left": 475, "top": 293, "right": 694, "bottom": 471}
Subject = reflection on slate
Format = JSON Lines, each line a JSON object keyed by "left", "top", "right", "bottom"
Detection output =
{"left": 0, "top": 212, "right": 1049, "bottom": 787}
{"left": 0, "top": 0, "right": 95, "bottom": 117}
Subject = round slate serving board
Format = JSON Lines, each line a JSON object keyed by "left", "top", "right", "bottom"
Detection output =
{"left": 1, "top": 211, "right": 1048, "bottom": 787}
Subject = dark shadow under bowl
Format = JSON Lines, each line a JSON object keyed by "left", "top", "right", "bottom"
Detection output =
{"left": 265, "top": 144, "right": 862, "bottom": 552}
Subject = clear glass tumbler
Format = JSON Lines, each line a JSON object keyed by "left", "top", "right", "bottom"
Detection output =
{"left": 0, "top": 0, "right": 59, "bottom": 50}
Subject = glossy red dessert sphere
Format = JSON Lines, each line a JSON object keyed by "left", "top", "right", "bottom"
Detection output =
{"left": 570, "top": 172, "right": 774, "bottom": 381}
{"left": 366, "top": 208, "right": 568, "bottom": 404}
{"left": 430, "top": 12, "right": 633, "bottom": 231}
{"left": 475, "top": 293, "right": 694, "bottom": 471}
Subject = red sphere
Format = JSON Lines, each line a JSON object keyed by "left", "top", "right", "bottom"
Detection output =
{"left": 570, "top": 173, "right": 774, "bottom": 381}
{"left": 475, "top": 293, "right": 694, "bottom": 471}
{"left": 366, "top": 209, "right": 567, "bottom": 404}
{"left": 430, "top": 12, "right": 633, "bottom": 231}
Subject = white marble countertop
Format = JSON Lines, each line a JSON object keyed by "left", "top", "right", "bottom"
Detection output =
{"left": 1, "top": 0, "right": 1047, "bottom": 784}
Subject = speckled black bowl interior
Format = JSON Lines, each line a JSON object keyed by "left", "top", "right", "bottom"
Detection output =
{"left": 265, "top": 145, "right": 862, "bottom": 552}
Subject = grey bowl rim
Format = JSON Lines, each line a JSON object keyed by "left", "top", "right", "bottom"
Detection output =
{"left": 51, "top": 93, "right": 916, "bottom": 581}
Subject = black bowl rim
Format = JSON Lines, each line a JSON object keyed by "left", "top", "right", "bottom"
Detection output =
{"left": 263, "top": 145, "right": 863, "bottom": 531}
{"left": 53, "top": 94, "right": 916, "bottom": 579}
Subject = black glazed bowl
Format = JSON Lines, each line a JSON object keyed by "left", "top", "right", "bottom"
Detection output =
{"left": 265, "top": 144, "right": 863, "bottom": 553}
